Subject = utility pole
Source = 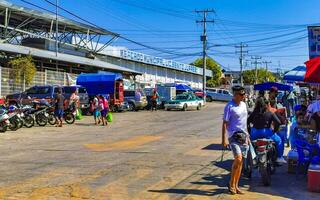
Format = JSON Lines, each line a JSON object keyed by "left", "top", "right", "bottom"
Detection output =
{"left": 251, "top": 56, "right": 262, "bottom": 84}
{"left": 262, "top": 61, "right": 272, "bottom": 82}
{"left": 55, "top": 0, "right": 59, "bottom": 57}
{"left": 235, "top": 43, "right": 248, "bottom": 86}
{"left": 195, "top": 9, "right": 214, "bottom": 104}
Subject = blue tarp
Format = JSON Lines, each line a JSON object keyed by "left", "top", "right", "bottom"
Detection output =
{"left": 254, "top": 82, "right": 293, "bottom": 91}
{"left": 176, "top": 84, "right": 193, "bottom": 91}
{"left": 76, "top": 73, "right": 122, "bottom": 96}
{"left": 283, "top": 66, "right": 306, "bottom": 82}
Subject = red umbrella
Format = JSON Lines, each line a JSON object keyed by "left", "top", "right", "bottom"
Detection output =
{"left": 305, "top": 57, "right": 320, "bottom": 83}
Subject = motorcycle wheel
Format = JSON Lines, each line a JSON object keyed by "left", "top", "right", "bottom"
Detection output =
{"left": 24, "top": 115, "right": 35, "bottom": 128}
{"left": 64, "top": 113, "right": 75, "bottom": 124}
{"left": 0, "top": 122, "right": 7, "bottom": 133}
{"left": 48, "top": 114, "right": 57, "bottom": 125}
{"left": 36, "top": 113, "right": 48, "bottom": 126}
{"left": 260, "top": 164, "right": 271, "bottom": 186}
{"left": 18, "top": 118, "right": 24, "bottom": 129}
{"left": 9, "top": 118, "right": 19, "bottom": 131}
{"left": 243, "top": 150, "right": 253, "bottom": 179}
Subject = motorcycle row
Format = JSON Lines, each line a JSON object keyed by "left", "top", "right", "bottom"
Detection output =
{"left": 0, "top": 100, "right": 76, "bottom": 133}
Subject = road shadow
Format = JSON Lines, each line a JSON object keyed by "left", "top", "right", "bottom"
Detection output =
{"left": 202, "top": 143, "right": 224, "bottom": 151}
{"left": 74, "top": 123, "right": 94, "bottom": 127}
{"left": 149, "top": 160, "right": 237, "bottom": 197}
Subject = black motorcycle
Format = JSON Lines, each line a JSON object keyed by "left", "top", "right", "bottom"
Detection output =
{"left": 244, "top": 138, "right": 277, "bottom": 186}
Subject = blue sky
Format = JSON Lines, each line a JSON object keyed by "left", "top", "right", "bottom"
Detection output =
{"left": 9, "top": 0, "right": 320, "bottom": 72}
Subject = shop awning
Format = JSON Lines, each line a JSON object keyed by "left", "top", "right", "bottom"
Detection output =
{"left": 283, "top": 66, "right": 306, "bottom": 82}
{"left": 305, "top": 57, "right": 320, "bottom": 83}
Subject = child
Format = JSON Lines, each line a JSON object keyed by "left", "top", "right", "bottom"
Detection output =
{"left": 290, "top": 111, "right": 308, "bottom": 149}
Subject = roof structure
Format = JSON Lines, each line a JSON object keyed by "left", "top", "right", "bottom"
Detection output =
{"left": 0, "top": 0, "right": 118, "bottom": 53}
{"left": 0, "top": 43, "right": 141, "bottom": 75}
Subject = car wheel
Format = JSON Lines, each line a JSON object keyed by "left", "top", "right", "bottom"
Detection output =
{"left": 182, "top": 104, "right": 187, "bottom": 111}
{"left": 197, "top": 104, "right": 201, "bottom": 110}
{"left": 128, "top": 102, "right": 135, "bottom": 111}
{"left": 206, "top": 96, "right": 213, "bottom": 102}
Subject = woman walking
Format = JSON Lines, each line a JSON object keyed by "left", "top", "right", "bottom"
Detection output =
{"left": 93, "top": 95, "right": 101, "bottom": 125}
{"left": 99, "top": 95, "right": 109, "bottom": 126}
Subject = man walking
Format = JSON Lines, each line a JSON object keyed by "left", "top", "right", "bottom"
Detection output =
{"left": 222, "top": 85, "right": 248, "bottom": 195}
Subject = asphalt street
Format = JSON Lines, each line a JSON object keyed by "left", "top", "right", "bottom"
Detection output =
{"left": 0, "top": 103, "right": 318, "bottom": 200}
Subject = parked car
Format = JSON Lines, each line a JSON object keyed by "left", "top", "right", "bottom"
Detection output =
{"left": 63, "top": 86, "right": 90, "bottom": 114}
{"left": 206, "top": 89, "right": 233, "bottom": 102}
{"left": 7, "top": 85, "right": 62, "bottom": 105}
{"left": 164, "top": 93, "right": 203, "bottom": 111}
{"left": 124, "top": 90, "right": 148, "bottom": 111}
{"left": 193, "top": 89, "right": 205, "bottom": 99}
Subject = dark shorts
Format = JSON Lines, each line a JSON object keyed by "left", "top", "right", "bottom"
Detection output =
{"left": 55, "top": 109, "right": 64, "bottom": 119}
{"left": 228, "top": 137, "right": 249, "bottom": 158}
{"left": 101, "top": 109, "right": 108, "bottom": 117}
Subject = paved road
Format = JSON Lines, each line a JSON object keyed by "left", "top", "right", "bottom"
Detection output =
{"left": 0, "top": 103, "right": 318, "bottom": 200}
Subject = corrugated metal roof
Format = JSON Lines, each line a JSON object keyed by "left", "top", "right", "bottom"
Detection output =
{"left": 0, "top": 0, "right": 117, "bottom": 36}
{"left": 0, "top": 43, "right": 141, "bottom": 75}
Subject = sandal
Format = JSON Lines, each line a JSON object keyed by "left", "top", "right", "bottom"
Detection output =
{"left": 228, "top": 184, "right": 237, "bottom": 195}
{"left": 236, "top": 188, "right": 245, "bottom": 195}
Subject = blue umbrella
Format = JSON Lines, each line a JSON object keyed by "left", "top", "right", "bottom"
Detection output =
{"left": 283, "top": 66, "right": 306, "bottom": 82}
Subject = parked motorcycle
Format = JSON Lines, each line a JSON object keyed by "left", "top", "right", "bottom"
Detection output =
{"left": 244, "top": 138, "right": 277, "bottom": 186}
{"left": 0, "top": 108, "right": 19, "bottom": 132}
{"left": 32, "top": 100, "right": 53, "bottom": 127}
{"left": 48, "top": 103, "right": 76, "bottom": 125}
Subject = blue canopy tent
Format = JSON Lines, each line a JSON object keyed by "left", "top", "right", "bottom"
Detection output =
{"left": 254, "top": 82, "right": 293, "bottom": 91}
{"left": 76, "top": 73, "right": 122, "bottom": 96}
{"left": 175, "top": 84, "right": 193, "bottom": 91}
{"left": 283, "top": 66, "right": 306, "bottom": 83}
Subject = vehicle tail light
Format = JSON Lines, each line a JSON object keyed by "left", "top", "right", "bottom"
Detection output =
{"left": 255, "top": 140, "right": 268, "bottom": 146}
{"left": 257, "top": 146, "right": 266, "bottom": 152}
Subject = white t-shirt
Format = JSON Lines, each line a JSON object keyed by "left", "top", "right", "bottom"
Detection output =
{"left": 223, "top": 100, "right": 248, "bottom": 138}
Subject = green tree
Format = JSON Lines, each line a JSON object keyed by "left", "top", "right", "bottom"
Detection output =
{"left": 243, "top": 68, "right": 276, "bottom": 85}
{"left": 191, "top": 57, "right": 222, "bottom": 87}
{"left": 9, "top": 55, "right": 37, "bottom": 86}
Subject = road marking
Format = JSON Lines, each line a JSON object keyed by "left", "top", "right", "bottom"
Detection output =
{"left": 132, "top": 170, "right": 195, "bottom": 200}
{"left": 94, "top": 168, "right": 153, "bottom": 200}
{"left": 84, "top": 135, "right": 163, "bottom": 152}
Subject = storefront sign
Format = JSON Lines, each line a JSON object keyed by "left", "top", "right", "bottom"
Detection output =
{"left": 308, "top": 26, "right": 320, "bottom": 59}
{"left": 120, "top": 49, "right": 201, "bottom": 75}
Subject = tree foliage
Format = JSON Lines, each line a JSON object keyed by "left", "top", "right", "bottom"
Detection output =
{"left": 191, "top": 57, "right": 222, "bottom": 87}
{"left": 9, "top": 55, "right": 37, "bottom": 86}
{"left": 243, "top": 68, "right": 277, "bottom": 85}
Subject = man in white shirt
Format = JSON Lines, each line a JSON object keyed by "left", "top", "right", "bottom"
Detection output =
{"left": 222, "top": 85, "right": 248, "bottom": 195}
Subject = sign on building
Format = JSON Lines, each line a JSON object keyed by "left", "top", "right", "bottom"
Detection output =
{"left": 119, "top": 49, "right": 202, "bottom": 75}
{"left": 308, "top": 26, "right": 320, "bottom": 59}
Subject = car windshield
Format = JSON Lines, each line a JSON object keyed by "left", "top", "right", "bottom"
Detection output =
{"left": 175, "top": 95, "right": 188, "bottom": 100}
{"left": 63, "top": 87, "right": 75, "bottom": 94}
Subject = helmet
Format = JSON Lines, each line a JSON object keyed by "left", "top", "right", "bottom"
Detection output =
{"left": 8, "top": 105, "right": 17, "bottom": 111}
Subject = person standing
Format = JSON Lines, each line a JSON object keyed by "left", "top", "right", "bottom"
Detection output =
{"left": 99, "top": 95, "right": 108, "bottom": 126}
{"left": 93, "top": 95, "right": 101, "bottom": 125}
{"left": 54, "top": 88, "right": 65, "bottom": 127}
{"left": 70, "top": 88, "right": 80, "bottom": 109}
{"left": 222, "top": 86, "right": 248, "bottom": 195}
{"left": 150, "top": 89, "right": 159, "bottom": 111}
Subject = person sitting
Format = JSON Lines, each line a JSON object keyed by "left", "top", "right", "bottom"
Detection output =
{"left": 248, "top": 98, "right": 286, "bottom": 164}
{"left": 290, "top": 112, "right": 309, "bottom": 149}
